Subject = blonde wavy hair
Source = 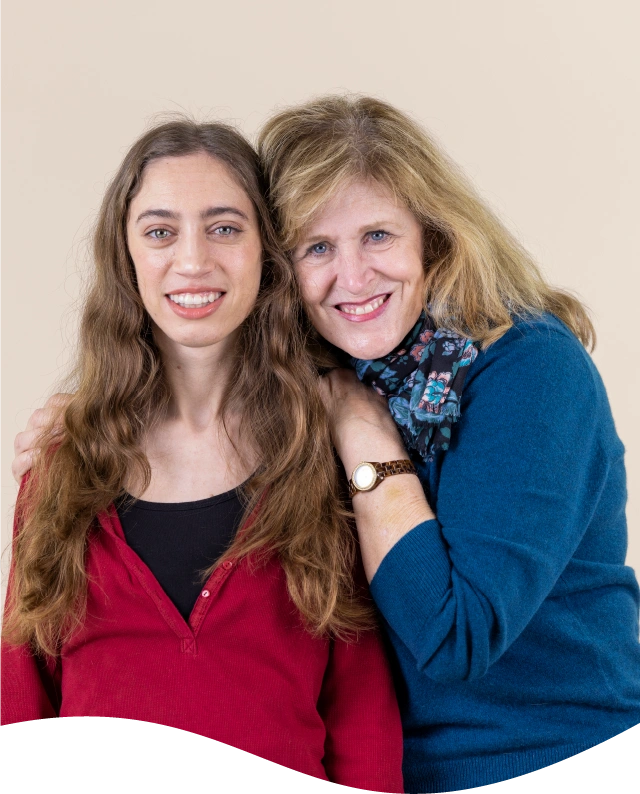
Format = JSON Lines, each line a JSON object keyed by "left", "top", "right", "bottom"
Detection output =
{"left": 4, "top": 118, "right": 371, "bottom": 657}
{"left": 258, "top": 94, "right": 594, "bottom": 349}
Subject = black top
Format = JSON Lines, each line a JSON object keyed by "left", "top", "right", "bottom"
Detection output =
{"left": 116, "top": 486, "right": 246, "bottom": 621}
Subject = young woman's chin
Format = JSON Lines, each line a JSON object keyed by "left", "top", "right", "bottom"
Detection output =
{"left": 152, "top": 317, "right": 243, "bottom": 354}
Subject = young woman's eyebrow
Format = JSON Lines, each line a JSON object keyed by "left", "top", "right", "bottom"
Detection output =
{"left": 201, "top": 206, "right": 249, "bottom": 221}
{"left": 136, "top": 208, "right": 178, "bottom": 223}
{"left": 135, "top": 206, "right": 249, "bottom": 224}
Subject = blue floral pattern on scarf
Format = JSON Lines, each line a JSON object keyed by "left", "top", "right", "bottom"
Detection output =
{"left": 351, "top": 313, "right": 478, "bottom": 460}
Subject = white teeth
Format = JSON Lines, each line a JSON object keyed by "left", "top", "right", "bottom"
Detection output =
{"left": 338, "top": 295, "right": 387, "bottom": 315}
{"left": 168, "top": 291, "right": 221, "bottom": 307}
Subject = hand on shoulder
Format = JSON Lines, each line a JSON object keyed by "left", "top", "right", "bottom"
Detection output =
{"left": 319, "top": 369, "right": 408, "bottom": 473}
{"left": 12, "top": 393, "right": 71, "bottom": 483}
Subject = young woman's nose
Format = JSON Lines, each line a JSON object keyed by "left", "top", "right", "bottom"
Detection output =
{"left": 173, "top": 230, "right": 212, "bottom": 277}
{"left": 334, "top": 247, "right": 374, "bottom": 294}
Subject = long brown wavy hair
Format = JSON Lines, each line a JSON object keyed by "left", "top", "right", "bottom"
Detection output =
{"left": 258, "top": 94, "right": 595, "bottom": 349}
{"left": 4, "top": 119, "right": 371, "bottom": 657}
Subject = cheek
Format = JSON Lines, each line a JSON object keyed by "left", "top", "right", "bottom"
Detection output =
{"left": 227, "top": 251, "right": 263, "bottom": 309}
{"left": 295, "top": 266, "right": 326, "bottom": 308}
{"left": 240, "top": 248, "right": 263, "bottom": 289}
{"left": 131, "top": 256, "right": 163, "bottom": 302}
{"left": 393, "top": 251, "right": 426, "bottom": 298}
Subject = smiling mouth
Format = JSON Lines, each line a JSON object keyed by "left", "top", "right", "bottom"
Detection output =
{"left": 335, "top": 294, "right": 390, "bottom": 316}
{"left": 167, "top": 291, "right": 223, "bottom": 307}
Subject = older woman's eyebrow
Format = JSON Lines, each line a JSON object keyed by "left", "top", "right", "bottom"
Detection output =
{"left": 298, "top": 220, "right": 396, "bottom": 246}
{"left": 357, "top": 220, "right": 395, "bottom": 234}
{"left": 135, "top": 206, "right": 249, "bottom": 224}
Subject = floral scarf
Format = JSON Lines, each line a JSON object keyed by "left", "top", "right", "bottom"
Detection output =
{"left": 351, "top": 312, "right": 478, "bottom": 461}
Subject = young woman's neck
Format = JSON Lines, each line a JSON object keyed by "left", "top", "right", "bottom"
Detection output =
{"left": 156, "top": 331, "right": 239, "bottom": 431}
{"left": 132, "top": 329, "right": 252, "bottom": 502}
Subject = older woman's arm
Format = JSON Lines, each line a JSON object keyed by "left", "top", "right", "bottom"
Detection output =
{"left": 320, "top": 369, "right": 435, "bottom": 579}
{"left": 324, "top": 322, "right": 622, "bottom": 683}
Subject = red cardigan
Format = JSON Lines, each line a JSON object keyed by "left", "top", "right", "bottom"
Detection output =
{"left": 2, "top": 504, "right": 403, "bottom": 792}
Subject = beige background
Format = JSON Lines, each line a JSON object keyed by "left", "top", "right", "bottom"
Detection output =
{"left": 2, "top": 0, "right": 639, "bottom": 578}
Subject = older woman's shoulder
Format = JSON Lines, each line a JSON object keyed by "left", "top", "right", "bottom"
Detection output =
{"left": 466, "top": 312, "right": 601, "bottom": 399}
{"left": 479, "top": 312, "right": 590, "bottom": 361}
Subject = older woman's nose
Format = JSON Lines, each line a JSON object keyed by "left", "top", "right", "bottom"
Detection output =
{"left": 334, "top": 248, "right": 374, "bottom": 294}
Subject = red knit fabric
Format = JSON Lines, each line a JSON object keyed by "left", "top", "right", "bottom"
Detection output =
{"left": 1, "top": 504, "right": 403, "bottom": 792}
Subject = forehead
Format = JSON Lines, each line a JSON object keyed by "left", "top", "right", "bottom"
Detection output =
{"left": 302, "top": 179, "right": 414, "bottom": 236}
{"left": 130, "top": 152, "right": 254, "bottom": 215}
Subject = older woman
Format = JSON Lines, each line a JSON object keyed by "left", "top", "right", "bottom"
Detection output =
{"left": 2, "top": 118, "right": 403, "bottom": 792}
{"left": 257, "top": 96, "right": 640, "bottom": 792}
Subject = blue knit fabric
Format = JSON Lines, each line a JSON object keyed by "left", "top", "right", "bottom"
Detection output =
{"left": 369, "top": 314, "right": 640, "bottom": 792}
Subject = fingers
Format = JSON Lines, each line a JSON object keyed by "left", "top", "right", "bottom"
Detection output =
{"left": 14, "top": 428, "right": 43, "bottom": 457}
{"left": 13, "top": 393, "right": 70, "bottom": 485}
{"left": 12, "top": 449, "right": 35, "bottom": 484}
{"left": 25, "top": 393, "right": 70, "bottom": 433}
{"left": 45, "top": 392, "right": 73, "bottom": 411}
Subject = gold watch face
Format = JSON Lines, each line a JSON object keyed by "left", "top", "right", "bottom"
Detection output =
{"left": 352, "top": 462, "right": 378, "bottom": 491}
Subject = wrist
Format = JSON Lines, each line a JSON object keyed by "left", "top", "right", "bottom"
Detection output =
{"left": 338, "top": 430, "right": 408, "bottom": 478}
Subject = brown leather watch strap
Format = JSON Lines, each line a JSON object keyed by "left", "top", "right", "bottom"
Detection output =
{"left": 348, "top": 459, "right": 417, "bottom": 498}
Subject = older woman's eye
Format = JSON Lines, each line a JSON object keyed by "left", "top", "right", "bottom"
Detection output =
{"left": 368, "top": 230, "right": 389, "bottom": 242}
{"left": 309, "top": 242, "right": 329, "bottom": 255}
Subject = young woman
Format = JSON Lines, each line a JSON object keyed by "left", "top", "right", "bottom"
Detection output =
{"left": 2, "top": 119, "right": 404, "bottom": 792}
{"left": 256, "top": 95, "right": 640, "bottom": 792}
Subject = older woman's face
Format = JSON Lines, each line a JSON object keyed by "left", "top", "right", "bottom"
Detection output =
{"left": 127, "top": 152, "right": 262, "bottom": 355}
{"left": 293, "top": 180, "right": 425, "bottom": 360}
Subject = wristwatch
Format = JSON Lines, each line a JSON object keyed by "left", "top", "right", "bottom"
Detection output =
{"left": 348, "top": 459, "right": 417, "bottom": 498}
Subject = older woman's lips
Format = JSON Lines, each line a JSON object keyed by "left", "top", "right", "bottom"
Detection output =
{"left": 334, "top": 294, "right": 390, "bottom": 322}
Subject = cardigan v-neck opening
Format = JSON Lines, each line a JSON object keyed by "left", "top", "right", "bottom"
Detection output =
{"left": 97, "top": 505, "right": 235, "bottom": 645}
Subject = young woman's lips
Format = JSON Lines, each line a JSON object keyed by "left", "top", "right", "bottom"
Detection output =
{"left": 165, "top": 292, "right": 225, "bottom": 319}
{"left": 333, "top": 294, "right": 390, "bottom": 323}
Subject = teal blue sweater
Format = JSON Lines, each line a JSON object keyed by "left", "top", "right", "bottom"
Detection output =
{"left": 369, "top": 315, "right": 640, "bottom": 792}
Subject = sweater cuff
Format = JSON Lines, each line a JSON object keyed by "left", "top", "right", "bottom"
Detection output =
{"left": 370, "top": 520, "right": 451, "bottom": 653}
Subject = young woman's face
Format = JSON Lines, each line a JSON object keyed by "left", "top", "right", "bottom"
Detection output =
{"left": 127, "top": 152, "right": 262, "bottom": 355}
{"left": 293, "top": 180, "right": 426, "bottom": 360}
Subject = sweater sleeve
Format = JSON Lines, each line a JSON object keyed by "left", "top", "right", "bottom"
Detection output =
{"left": 317, "top": 622, "right": 404, "bottom": 792}
{"left": 370, "top": 321, "right": 615, "bottom": 683}
{"left": 1, "top": 480, "right": 61, "bottom": 725}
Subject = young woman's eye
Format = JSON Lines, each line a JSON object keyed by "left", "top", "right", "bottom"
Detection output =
{"left": 213, "top": 226, "right": 237, "bottom": 236}
{"left": 368, "top": 230, "right": 389, "bottom": 242}
{"left": 148, "top": 229, "right": 171, "bottom": 240}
